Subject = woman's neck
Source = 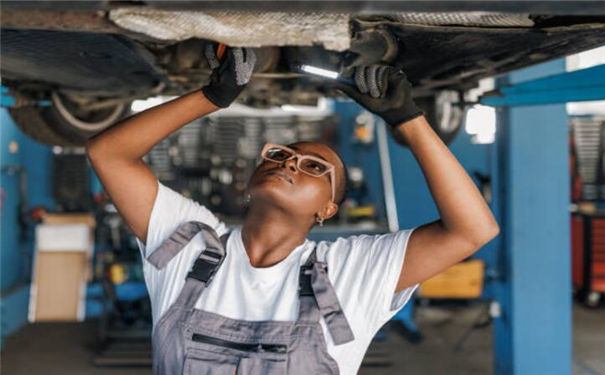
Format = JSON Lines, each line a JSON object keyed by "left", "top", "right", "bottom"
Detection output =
{"left": 241, "top": 204, "right": 310, "bottom": 268}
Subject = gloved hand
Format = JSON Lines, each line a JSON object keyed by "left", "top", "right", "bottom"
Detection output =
{"left": 201, "top": 45, "right": 256, "bottom": 108}
{"left": 334, "top": 64, "right": 424, "bottom": 128}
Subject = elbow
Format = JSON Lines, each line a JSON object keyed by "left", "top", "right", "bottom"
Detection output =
{"left": 484, "top": 220, "right": 500, "bottom": 244}
{"left": 85, "top": 131, "right": 115, "bottom": 162}
{"left": 471, "top": 219, "right": 500, "bottom": 249}
{"left": 85, "top": 135, "right": 113, "bottom": 165}
{"left": 85, "top": 135, "right": 140, "bottom": 166}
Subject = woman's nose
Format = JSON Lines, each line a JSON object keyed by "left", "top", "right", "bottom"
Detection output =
{"left": 283, "top": 158, "right": 298, "bottom": 172}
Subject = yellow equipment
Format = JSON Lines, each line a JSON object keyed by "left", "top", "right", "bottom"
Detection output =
{"left": 419, "top": 259, "right": 484, "bottom": 299}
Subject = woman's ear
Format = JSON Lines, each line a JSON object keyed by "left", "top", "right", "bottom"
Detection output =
{"left": 323, "top": 201, "right": 339, "bottom": 220}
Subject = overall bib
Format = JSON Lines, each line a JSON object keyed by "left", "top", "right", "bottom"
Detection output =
{"left": 146, "top": 221, "right": 355, "bottom": 374}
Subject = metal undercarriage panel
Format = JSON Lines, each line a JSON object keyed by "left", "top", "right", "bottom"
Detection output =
{"left": 1, "top": 4, "right": 605, "bottom": 103}
{"left": 0, "top": 28, "right": 164, "bottom": 97}
{"left": 386, "top": 21, "right": 605, "bottom": 92}
{"left": 108, "top": 9, "right": 351, "bottom": 51}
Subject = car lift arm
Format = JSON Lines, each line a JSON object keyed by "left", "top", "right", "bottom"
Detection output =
{"left": 480, "top": 64, "right": 605, "bottom": 107}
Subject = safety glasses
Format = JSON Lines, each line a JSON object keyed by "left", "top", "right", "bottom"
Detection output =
{"left": 260, "top": 143, "right": 336, "bottom": 203}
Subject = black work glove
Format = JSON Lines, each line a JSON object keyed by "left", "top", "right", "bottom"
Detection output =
{"left": 201, "top": 45, "right": 256, "bottom": 108}
{"left": 334, "top": 65, "right": 424, "bottom": 128}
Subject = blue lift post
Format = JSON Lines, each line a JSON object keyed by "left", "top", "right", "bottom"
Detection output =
{"left": 482, "top": 61, "right": 605, "bottom": 374}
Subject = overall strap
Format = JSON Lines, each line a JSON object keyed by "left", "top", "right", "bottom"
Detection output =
{"left": 298, "top": 248, "right": 355, "bottom": 345}
{"left": 149, "top": 221, "right": 230, "bottom": 310}
{"left": 175, "top": 232, "right": 230, "bottom": 310}
{"left": 147, "top": 221, "right": 224, "bottom": 270}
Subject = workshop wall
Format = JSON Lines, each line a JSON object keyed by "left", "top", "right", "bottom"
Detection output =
{"left": 1, "top": 108, "right": 55, "bottom": 340}
{"left": 333, "top": 100, "right": 387, "bottom": 220}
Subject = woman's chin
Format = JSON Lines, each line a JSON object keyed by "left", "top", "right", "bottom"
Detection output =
{"left": 249, "top": 187, "right": 296, "bottom": 208}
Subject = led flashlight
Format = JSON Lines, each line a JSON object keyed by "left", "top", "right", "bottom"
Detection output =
{"left": 300, "top": 65, "right": 340, "bottom": 80}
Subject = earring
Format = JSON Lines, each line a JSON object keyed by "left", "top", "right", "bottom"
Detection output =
{"left": 244, "top": 193, "right": 251, "bottom": 205}
{"left": 316, "top": 215, "right": 324, "bottom": 227}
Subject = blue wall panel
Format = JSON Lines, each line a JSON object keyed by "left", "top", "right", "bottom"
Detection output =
{"left": 1, "top": 109, "right": 55, "bottom": 290}
{"left": 333, "top": 101, "right": 387, "bottom": 220}
{"left": 1, "top": 109, "right": 27, "bottom": 290}
{"left": 1, "top": 108, "right": 54, "bottom": 340}
{"left": 0, "top": 285, "right": 30, "bottom": 344}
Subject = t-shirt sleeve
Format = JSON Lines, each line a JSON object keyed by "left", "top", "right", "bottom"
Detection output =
{"left": 323, "top": 228, "right": 419, "bottom": 337}
{"left": 136, "top": 180, "right": 227, "bottom": 259}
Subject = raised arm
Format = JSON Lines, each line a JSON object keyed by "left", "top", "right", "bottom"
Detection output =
{"left": 86, "top": 91, "right": 219, "bottom": 243}
{"left": 335, "top": 65, "right": 499, "bottom": 292}
{"left": 393, "top": 115, "right": 499, "bottom": 290}
{"left": 86, "top": 46, "right": 256, "bottom": 243}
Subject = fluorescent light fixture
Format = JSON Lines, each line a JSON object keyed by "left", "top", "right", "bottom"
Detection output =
{"left": 465, "top": 104, "right": 496, "bottom": 144}
{"left": 300, "top": 64, "right": 339, "bottom": 79}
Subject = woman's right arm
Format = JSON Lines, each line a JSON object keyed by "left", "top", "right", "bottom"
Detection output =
{"left": 86, "top": 91, "right": 219, "bottom": 243}
{"left": 86, "top": 46, "right": 256, "bottom": 244}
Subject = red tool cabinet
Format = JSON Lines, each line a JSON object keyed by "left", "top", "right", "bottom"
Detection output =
{"left": 571, "top": 214, "right": 605, "bottom": 306}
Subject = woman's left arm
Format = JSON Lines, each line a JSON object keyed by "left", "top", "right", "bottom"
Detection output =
{"left": 393, "top": 115, "right": 499, "bottom": 291}
{"left": 334, "top": 65, "right": 499, "bottom": 292}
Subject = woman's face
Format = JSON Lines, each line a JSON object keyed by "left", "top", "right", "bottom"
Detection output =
{"left": 247, "top": 141, "right": 343, "bottom": 217}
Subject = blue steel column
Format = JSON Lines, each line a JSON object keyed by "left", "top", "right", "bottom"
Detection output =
{"left": 493, "top": 59, "right": 572, "bottom": 375}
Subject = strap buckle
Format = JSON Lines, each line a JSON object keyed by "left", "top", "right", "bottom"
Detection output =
{"left": 187, "top": 250, "right": 224, "bottom": 284}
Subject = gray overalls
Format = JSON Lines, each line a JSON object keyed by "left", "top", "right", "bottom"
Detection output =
{"left": 146, "top": 221, "right": 355, "bottom": 374}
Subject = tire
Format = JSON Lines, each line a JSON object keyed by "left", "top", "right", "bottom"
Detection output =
{"left": 416, "top": 91, "right": 464, "bottom": 145}
{"left": 9, "top": 93, "right": 131, "bottom": 146}
{"left": 41, "top": 92, "right": 131, "bottom": 145}
{"left": 8, "top": 106, "right": 78, "bottom": 147}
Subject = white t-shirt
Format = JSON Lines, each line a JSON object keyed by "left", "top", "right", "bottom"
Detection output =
{"left": 137, "top": 181, "right": 419, "bottom": 375}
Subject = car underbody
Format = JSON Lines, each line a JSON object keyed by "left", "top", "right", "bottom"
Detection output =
{"left": 2, "top": 1, "right": 605, "bottom": 145}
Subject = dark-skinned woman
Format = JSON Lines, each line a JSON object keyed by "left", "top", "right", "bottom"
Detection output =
{"left": 86, "top": 46, "right": 499, "bottom": 375}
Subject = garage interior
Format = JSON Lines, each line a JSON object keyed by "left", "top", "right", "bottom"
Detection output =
{"left": 1, "top": 2, "right": 605, "bottom": 375}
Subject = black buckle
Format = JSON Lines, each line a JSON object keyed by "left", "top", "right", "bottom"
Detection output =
{"left": 298, "top": 265, "right": 314, "bottom": 297}
{"left": 187, "top": 251, "right": 224, "bottom": 283}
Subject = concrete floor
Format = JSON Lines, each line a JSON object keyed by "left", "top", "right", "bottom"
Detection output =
{"left": 2, "top": 302, "right": 603, "bottom": 374}
{"left": 572, "top": 304, "right": 605, "bottom": 375}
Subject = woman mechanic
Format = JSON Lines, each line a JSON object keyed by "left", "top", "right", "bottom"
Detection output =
{"left": 86, "top": 46, "right": 499, "bottom": 374}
